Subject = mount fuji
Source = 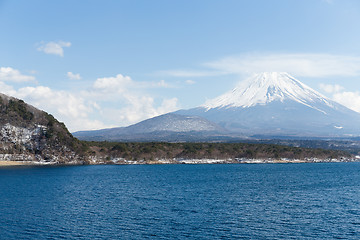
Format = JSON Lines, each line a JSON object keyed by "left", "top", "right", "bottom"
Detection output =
{"left": 74, "top": 72, "right": 360, "bottom": 141}
{"left": 178, "top": 72, "right": 360, "bottom": 138}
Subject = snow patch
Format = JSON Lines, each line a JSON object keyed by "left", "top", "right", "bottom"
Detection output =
{"left": 0, "top": 123, "right": 47, "bottom": 145}
{"left": 203, "top": 72, "right": 335, "bottom": 114}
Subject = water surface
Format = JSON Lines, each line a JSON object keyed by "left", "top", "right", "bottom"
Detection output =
{"left": 1, "top": 163, "right": 360, "bottom": 239}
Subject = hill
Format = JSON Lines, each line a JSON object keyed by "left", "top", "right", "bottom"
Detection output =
{"left": 0, "top": 93, "right": 86, "bottom": 164}
{"left": 74, "top": 113, "right": 230, "bottom": 142}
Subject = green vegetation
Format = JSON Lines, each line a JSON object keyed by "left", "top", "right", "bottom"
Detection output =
{"left": 83, "top": 141, "right": 352, "bottom": 162}
{"left": 3, "top": 99, "right": 34, "bottom": 123}
{"left": 43, "top": 112, "right": 86, "bottom": 153}
{"left": 0, "top": 96, "right": 86, "bottom": 159}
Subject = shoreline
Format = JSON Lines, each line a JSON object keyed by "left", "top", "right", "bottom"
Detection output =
{"left": 0, "top": 157, "right": 356, "bottom": 167}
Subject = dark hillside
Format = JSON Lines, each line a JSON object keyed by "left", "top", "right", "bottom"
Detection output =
{"left": 84, "top": 141, "right": 353, "bottom": 164}
{"left": 0, "top": 93, "right": 86, "bottom": 164}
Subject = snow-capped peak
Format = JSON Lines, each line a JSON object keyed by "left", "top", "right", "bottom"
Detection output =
{"left": 203, "top": 72, "right": 334, "bottom": 112}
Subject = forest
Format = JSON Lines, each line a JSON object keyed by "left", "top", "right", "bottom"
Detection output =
{"left": 82, "top": 141, "right": 353, "bottom": 164}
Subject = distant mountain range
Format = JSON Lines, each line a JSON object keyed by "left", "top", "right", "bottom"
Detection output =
{"left": 74, "top": 72, "right": 360, "bottom": 141}
{"left": 73, "top": 113, "right": 232, "bottom": 142}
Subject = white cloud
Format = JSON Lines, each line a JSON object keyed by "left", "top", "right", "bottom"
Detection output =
{"left": 160, "top": 53, "right": 360, "bottom": 79}
{"left": 92, "top": 77, "right": 180, "bottom": 126}
{"left": 333, "top": 91, "right": 360, "bottom": 113}
{"left": 37, "top": 41, "right": 71, "bottom": 57}
{"left": 93, "top": 74, "right": 133, "bottom": 93}
{"left": 0, "top": 81, "right": 15, "bottom": 94}
{"left": 143, "top": 79, "right": 175, "bottom": 88}
{"left": 156, "top": 98, "right": 179, "bottom": 115}
{"left": 0, "top": 67, "right": 35, "bottom": 82}
{"left": 318, "top": 83, "right": 360, "bottom": 113}
{"left": 93, "top": 74, "right": 173, "bottom": 93}
{"left": 205, "top": 53, "right": 360, "bottom": 78}
{"left": 0, "top": 83, "right": 106, "bottom": 132}
{"left": 110, "top": 95, "right": 179, "bottom": 125}
{"left": 319, "top": 83, "right": 344, "bottom": 94}
{"left": 13, "top": 86, "right": 101, "bottom": 130}
{"left": 153, "top": 79, "right": 169, "bottom": 88}
{"left": 185, "top": 80, "right": 196, "bottom": 85}
{"left": 67, "top": 72, "right": 81, "bottom": 80}
{"left": 0, "top": 72, "right": 180, "bottom": 132}
{"left": 91, "top": 74, "right": 180, "bottom": 126}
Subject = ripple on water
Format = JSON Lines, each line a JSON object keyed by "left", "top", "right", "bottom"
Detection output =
{"left": 0, "top": 163, "right": 360, "bottom": 239}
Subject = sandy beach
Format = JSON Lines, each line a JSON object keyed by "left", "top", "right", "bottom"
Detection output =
{"left": 0, "top": 161, "right": 31, "bottom": 166}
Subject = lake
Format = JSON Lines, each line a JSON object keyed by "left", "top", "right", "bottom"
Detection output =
{"left": 0, "top": 163, "right": 360, "bottom": 239}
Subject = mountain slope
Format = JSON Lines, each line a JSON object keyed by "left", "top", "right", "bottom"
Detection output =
{"left": 75, "top": 72, "right": 360, "bottom": 141}
{"left": 0, "top": 93, "right": 86, "bottom": 164}
{"left": 74, "top": 113, "right": 228, "bottom": 141}
{"left": 203, "top": 72, "right": 334, "bottom": 112}
{"left": 178, "top": 72, "right": 360, "bottom": 137}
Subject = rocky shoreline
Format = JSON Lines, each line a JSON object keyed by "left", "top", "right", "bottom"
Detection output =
{"left": 1, "top": 155, "right": 357, "bottom": 167}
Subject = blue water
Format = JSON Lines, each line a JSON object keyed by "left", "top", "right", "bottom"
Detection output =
{"left": 0, "top": 163, "right": 360, "bottom": 239}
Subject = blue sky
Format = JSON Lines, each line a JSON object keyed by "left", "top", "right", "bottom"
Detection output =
{"left": 1, "top": 0, "right": 360, "bottom": 131}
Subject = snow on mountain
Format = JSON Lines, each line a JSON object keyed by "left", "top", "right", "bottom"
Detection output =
{"left": 73, "top": 113, "right": 227, "bottom": 141}
{"left": 75, "top": 72, "right": 360, "bottom": 141}
{"left": 177, "top": 72, "right": 360, "bottom": 137}
{"left": 203, "top": 72, "right": 334, "bottom": 114}
{"left": 123, "top": 113, "right": 224, "bottom": 133}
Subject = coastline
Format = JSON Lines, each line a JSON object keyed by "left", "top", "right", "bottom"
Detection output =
{"left": 0, "top": 157, "right": 356, "bottom": 167}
